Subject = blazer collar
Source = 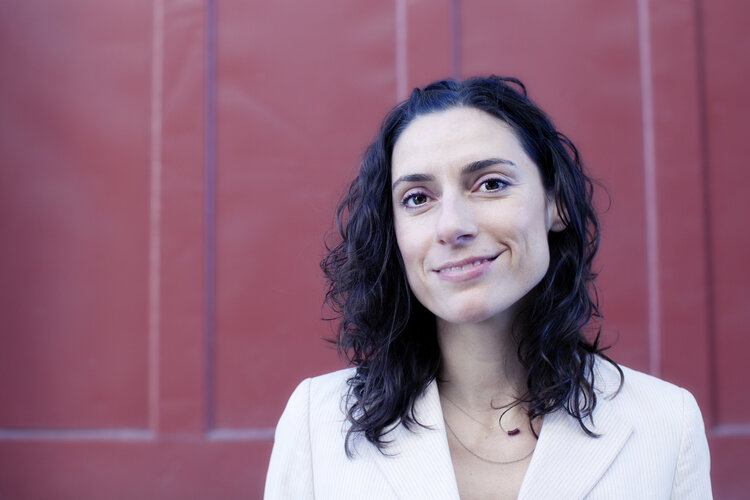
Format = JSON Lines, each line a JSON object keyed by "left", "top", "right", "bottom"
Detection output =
{"left": 360, "top": 361, "right": 631, "bottom": 500}
{"left": 361, "top": 381, "right": 460, "bottom": 500}
{"left": 518, "top": 361, "right": 633, "bottom": 499}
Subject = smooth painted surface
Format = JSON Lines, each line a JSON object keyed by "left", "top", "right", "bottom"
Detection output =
{"left": 0, "top": 2, "right": 152, "bottom": 429}
{"left": 213, "top": 0, "right": 395, "bottom": 428}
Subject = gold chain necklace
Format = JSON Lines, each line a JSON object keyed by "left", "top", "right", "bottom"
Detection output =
{"left": 440, "top": 393, "right": 521, "bottom": 436}
{"left": 443, "top": 418, "right": 535, "bottom": 465}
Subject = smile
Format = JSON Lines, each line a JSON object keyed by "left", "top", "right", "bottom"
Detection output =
{"left": 438, "top": 258, "right": 494, "bottom": 272}
{"left": 434, "top": 254, "right": 500, "bottom": 281}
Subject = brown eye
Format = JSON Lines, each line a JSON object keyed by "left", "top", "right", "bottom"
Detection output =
{"left": 402, "top": 192, "right": 430, "bottom": 208}
{"left": 479, "top": 178, "right": 507, "bottom": 192}
{"left": 411, "top": 194, "right": 428, "bottom": 205}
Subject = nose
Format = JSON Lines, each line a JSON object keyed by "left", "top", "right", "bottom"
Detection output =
{"left": 436, "top": 194, "right": 477, "bottom": 245}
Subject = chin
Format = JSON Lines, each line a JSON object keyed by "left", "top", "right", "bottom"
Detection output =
{"left": 436, "top": 303, "right": 502, "bottom": 325}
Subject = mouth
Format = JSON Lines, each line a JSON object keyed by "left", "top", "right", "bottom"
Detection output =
{"left": 434, "top": 254, "right": 500, "bottom": 273}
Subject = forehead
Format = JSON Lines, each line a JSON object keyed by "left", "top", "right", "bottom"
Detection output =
{"left": 391, "top": 106, "right": 530, "bottom": 177}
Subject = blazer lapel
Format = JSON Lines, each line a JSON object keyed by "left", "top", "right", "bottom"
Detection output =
{"left": 363, "top": 381, "right": 460, "bottom": 500}
{"left": 518, "top": 366, "right": 633, "bottom": 499}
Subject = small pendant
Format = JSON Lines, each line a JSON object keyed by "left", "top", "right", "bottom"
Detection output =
{"left": 507, "top": 428, "right": 520, "bottom": 436}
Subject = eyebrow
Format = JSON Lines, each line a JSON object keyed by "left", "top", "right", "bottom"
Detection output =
{"left": 391, "top": 157, "right": 516, "bottom": 190}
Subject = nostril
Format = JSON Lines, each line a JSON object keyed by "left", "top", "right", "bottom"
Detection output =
{"left": 435, "top": 200, "right": 478, "bottom": 244}
{"left": 438, "top": 231, "right": 476, "bottom": 245}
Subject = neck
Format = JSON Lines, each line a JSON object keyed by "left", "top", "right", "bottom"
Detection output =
{"left": 436, "top": 315, "right": 527, "bottom": 411}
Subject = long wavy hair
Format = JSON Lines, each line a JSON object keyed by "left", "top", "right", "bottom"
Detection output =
{"left": 321, "top": 75, "right": 621, "bottom": 455}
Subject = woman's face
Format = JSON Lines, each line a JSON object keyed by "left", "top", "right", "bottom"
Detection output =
{"left": 391, "top": 106, "right": 563, "bottom": 326}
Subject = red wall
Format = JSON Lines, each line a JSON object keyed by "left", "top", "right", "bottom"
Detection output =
{"left": 0, "top": 0, "right": 748, "bottom": 498}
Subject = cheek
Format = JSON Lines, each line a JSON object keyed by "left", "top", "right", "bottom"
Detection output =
{"left": 496, "top": 206, "right": 551, "bottom": 269}
{"left": 394, "top": 218, "right": 430, "bottom": 283}
{"left": 394, "top": 222, "right": 418, "bottom": 264}
{"left": 520, "top": 218, "right": 553, "bottom": 280}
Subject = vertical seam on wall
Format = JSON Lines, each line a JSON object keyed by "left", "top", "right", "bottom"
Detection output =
{"left": 204, "top": 0, "right": 218, "bottom": 433}
{"left": 450, "top": 0, "right": 460, "bottom": 78}
{"left": 637, "top": 0, "right": 661, "bottom": 377}
{"left": 148, "top": 0, "right": 165, "bottom": 433}
{"left": 395, "top": 0, "right": 407, "bottom": 101}
{"left": 692, "top": 0, "right": 717, "bottom": 428}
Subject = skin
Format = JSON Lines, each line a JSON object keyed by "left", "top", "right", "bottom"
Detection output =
{"left": 391, "top": 106, "right": 564, "bottom": 499}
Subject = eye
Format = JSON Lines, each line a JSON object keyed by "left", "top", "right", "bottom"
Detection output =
{"left": 476, "top": 177, "right": 508, "bottom": 192}
{"left": 401, "top": 191, "right": 431, "bottom": 208}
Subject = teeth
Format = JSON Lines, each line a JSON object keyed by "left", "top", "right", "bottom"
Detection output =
{"left": 441, "top": 258, "right": 488, "bottom": 272}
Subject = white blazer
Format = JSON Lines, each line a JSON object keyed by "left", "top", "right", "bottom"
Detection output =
{"left": 265, "top": 361, "right": 711, "bottom": 499}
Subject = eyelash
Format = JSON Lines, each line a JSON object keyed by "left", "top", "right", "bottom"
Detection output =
{"left": 476, "top": 177, "right": 509, "bottom": 192}
{"left": 399, "top": 177, "right": 509, "bottom": 209}
{"left": 401, "top": 191, "right": 431, "bottom": 208}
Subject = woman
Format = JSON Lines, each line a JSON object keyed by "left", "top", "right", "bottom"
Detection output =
{"left": 265, "top": 76, "right": 711, "bottom": 499}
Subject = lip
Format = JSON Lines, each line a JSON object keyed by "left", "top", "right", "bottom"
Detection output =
{"left": 433, "top": 253, "right": 500, "bottom": 282}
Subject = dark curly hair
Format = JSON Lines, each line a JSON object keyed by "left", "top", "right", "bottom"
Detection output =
{"left": 321, "top": 75, "right": 622, "bottom": 456}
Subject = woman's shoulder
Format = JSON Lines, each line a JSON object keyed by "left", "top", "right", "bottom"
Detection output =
{"left": 281, "top": 367, "right": 356, "bottom": 419}
{"left": 594, "top": 358, "right": 695, "bottom": 408}
{"left": 586, "top": 360, "right": 711, "bottom": 497}
{"left": 308, "top": 366, "right": 357, "bottom": 391}
{"left": 592, "top": 357, "right": 705, "bottom": 442}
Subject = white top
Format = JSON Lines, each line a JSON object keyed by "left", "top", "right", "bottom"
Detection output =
{"left": 265, "top": 360, "right": 712, "bottom": 499}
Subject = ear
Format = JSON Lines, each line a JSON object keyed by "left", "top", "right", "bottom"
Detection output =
{"left": 546, "top": 196, "right": 566, "bottom": 232}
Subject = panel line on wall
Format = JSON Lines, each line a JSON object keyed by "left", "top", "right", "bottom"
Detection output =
{"left": 203, "top": 0, "right": 218, "bottom": 433}
{"left": 710, "top": 424, "right": 750, "bottom": 437}
{"left": 450, "top": 0, "right": 460, "bottom": 78}
{"left": 0, "top": 429, "right": 156, "bottom": 441}
{"left": 395, "top": 0, "right": 407, "bottom": 100}
{"left": 692, "top": 0, "right": 718, "bottom": 428}
{"left": 206, "top": 428, "right": 276, "bottom": 441}
{"left": 636, "top": 0, "right": 661, "bottom": 378}
{"left": 148, "top": 0, "right": 165, "bottom": 433}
